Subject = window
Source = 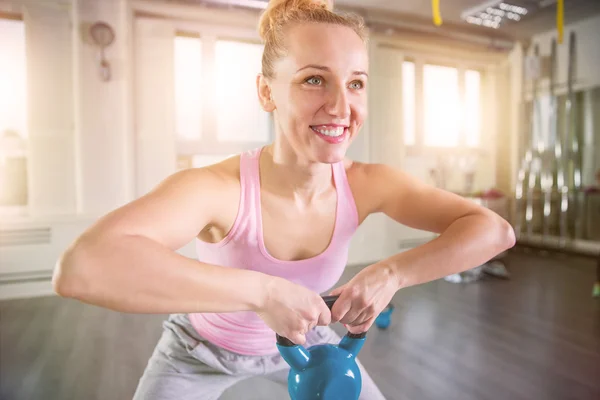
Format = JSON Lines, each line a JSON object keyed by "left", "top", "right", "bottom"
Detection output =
{"left": 402, "top": 61, "right": 483, "bottom": 151}
{"left": 173, "top": 30, "right": 272, "bottom": 170}
{"left": 215, "top": 39, "right": 270, "bottom": 143}
{"left": 424, "top": 64, "right": 460, "bottom": 147}
{"left": 0, "top": 17, "right": 28, "bottom": 209}
{"left": 464, "top": 69, "right": 481, "bottom": 148}
{"left": 174, "top": 34, "right": 203, "bottom": 141}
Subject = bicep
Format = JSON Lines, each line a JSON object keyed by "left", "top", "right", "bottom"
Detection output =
{"left": 83, "top": 169, "right": 222, "bottom": 250}
{"left": 372, "top": 164, "right": 485, "bottom": 234}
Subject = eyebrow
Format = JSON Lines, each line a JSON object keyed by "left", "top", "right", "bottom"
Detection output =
{"left": 296, "top": 64, "right": 368, "bottom": 77}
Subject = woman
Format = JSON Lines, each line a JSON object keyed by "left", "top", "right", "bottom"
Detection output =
{"left": 52, "top": 0, "right": 515, "bottom": 399}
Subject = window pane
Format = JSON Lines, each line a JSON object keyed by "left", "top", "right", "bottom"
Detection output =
{"left": 424, "top": 64, "right": 460, "bottom": 147}
{"left": 215, "top": 40, "right": 270, "bottom": 143}
{"left": 0, "top": 18, "right": 28, "bottom": 207}
{"left": 174, "top": 35, "right": 202, "bottom": 141}
{"left": 465, "top": 70, "right": 481, "bottom": 147}
{"left": 402, "top": 61, "right": 415, "bottom": 146}
{"left": 0, "top": 19, "right": 27, "bottom": 139}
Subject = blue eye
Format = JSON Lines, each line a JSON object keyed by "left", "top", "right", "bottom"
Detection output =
{"left": 305, "top": 76, "right": 323, "bottom": 85}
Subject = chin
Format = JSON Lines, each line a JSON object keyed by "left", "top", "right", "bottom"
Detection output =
{"left": 312, "top": 144, "right": 349, "bottom": 164}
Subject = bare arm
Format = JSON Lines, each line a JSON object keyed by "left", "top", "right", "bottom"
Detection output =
{"left": 53, "top": 166, "right": 272, "bottom": 314}
{"left": 366, "top": 163, "right": 516, "bottom": 288}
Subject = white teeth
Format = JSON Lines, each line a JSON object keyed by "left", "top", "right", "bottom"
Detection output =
{"left": 313, "top": 127, "right": 345, "bottom": 137}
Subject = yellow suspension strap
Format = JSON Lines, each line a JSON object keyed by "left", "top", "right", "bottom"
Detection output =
{"left": 432, "top": 0, "right": 442, "bottom": 26}
{"left": 557, "top": 0, "right": 564, "bottom": 44}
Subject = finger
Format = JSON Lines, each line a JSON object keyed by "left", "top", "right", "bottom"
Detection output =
{"left": 317, "top": 306, "right": 331, "bottom": 326}
{"left": 338, "top": 298, "right": 365, "bottom": 325}
{"left": 330, "top": 292, "right": 353, "bottom": 323}
{"left": 309, "top": 311, "right": 323, "bottom": 330}
{"left": 347, "top": 316, "right": 376, "bottom": 334}
{"left": 328, "top": 284, "right": 346, "bottom": 297}
{"left": 349, "top": 309, "right": 371, "bottom": 327}
{"left": 314, "top": 296, "right": 332, "bottom": 326}
{"left": 289, "top": 332, "right": 306, "bottom": 346}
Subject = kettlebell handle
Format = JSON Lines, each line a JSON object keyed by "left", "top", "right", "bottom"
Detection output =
{"left": 276, "top": 295, "right": 367, "bottom": 347}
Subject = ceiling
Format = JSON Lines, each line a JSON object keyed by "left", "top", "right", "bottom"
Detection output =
{"left": 335, "top": 0, "right": 600, "bottom": 40}
{"left": 162, "top": 0, "right": 600, "bottom": 42}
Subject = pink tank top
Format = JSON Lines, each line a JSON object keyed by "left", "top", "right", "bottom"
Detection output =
{"left": 188, "top": 147, "right": 359, "bottom": 356}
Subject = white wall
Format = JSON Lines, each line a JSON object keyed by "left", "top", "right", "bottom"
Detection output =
{"left": 0, "top": 0, "right": 507, "bottom": 299}
{"left": 0, "top": 0, "right": 133, "bottom": 216}
{"left": 365, "top": 35, "right": 506, "bottom": 258}
{"left": 74, "top": 0, "right": 134, "bottom": 214}
{"left": 1, "top": 0, "right": 132, "bottom": 299}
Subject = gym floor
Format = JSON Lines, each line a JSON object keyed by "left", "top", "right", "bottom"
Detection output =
{"left": 1, "top": 250, "right": 599, "bottom": 400}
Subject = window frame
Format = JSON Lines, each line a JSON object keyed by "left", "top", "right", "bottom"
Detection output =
{"left": 0, "top": 13, "right": 29, "bottom": 216}
{"left": 401, "top": 52, "right": 487, "bottom": 157}
{"left": 172, "top": 20, "right": 274, "bottom": 158}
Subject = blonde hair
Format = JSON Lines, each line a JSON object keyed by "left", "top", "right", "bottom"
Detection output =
{"left": 258, "top": 0, "right": 367, "bottom": 78}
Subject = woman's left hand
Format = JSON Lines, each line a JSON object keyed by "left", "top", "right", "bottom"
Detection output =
{"left": 328, "top": 263, "right": 400, "bottom": 334}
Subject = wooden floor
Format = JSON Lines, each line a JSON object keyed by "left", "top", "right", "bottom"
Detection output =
{"left": 1, "top": 251, "right": 599, "bottom": 400}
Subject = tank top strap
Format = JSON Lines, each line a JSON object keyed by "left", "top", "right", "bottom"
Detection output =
{"left": 239, "top": 147, "right": 261, "bottom": 192}
{"left": 240, "top": 148, "right": 358, "bottom": 242}
{"left": 332, "top": 160, "right": 359, "bottom": 232}
{"left": 234, "top": 148, "right": 262, "bottom": 237}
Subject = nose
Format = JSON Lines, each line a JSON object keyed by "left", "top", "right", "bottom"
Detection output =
{"left": 324, "top": 83, "right": 350, "bottom": 119}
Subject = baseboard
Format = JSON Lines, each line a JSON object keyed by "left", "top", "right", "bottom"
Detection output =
{"left": 0, "top": 279, "right": 55, "bottom": 301}
{"left": 517, "top": 234, "right": 600, "bottom": 258}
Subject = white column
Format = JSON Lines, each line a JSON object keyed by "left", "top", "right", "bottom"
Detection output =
{"left": 133, "top": 17, "right": 177, "bottom": 197}
{"left": 23, "top": 1, "right": 76, "bottom": 217}
{"left": 74, "top": 0, "right": 132, "bottom": 214}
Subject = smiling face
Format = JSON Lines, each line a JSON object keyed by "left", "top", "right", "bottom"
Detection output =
{"left": 258, "top": 22, "right": 368, "bottom": 164}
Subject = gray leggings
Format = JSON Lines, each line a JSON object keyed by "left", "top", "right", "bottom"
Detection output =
{"left": 133, "top": 313, "right": 386, "bottom": 400}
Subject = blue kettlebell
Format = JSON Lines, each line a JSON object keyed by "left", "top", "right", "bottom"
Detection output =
{"left": 275, "top": 295, "right": 367, "bottom": 400}
{"left": 374, "top": 303, "right": 395, "bottom": 330}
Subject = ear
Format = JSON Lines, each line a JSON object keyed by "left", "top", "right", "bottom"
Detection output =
{"left": 256, "top": 74, "right": 276, "bottom": 112}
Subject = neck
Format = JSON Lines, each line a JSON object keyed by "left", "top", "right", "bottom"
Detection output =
{"left": 260, "top": 143, "right": 333, "bottom": 201}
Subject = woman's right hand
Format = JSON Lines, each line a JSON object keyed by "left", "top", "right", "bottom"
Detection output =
{"left": 256, "top": 276, "right": 331, "bottom": 345}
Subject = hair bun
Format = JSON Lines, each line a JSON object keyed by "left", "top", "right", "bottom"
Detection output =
{"left": 258, "top": 0, "right": 333, "bottom": 41}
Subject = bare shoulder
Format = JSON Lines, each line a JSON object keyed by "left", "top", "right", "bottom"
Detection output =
{"left": 151, "top": 155, "right": 241, "bottom": 197}
{"left": 162, "top": 154, "right": 242, "bottom": 214}
{"left": 86, "top": 155, "right": 243, "bottom": 250}
{"left": 202, "top": 155, "right": 241, "bottom": 185}
{"left": 342, "top": 159, "right": 410, "bottom": 221}
{"left": 344, "top": 159, "right": 409, "bottom": 192}
{"left": 343, "top": 159, "right": 495, "bottom": 234}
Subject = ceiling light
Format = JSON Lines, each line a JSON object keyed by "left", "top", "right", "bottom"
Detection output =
{"left": 461, "top": 0, "right": 535, "bottom": 29}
